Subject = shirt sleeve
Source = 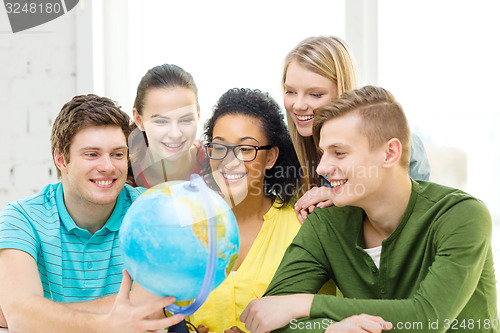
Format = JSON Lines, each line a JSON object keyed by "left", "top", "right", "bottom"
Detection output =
{"left": 264, "top": 217, "right": 332, "bottom": 297}
{"left": 308, "top": 199, "right": 494, "bottom": 333}
{"left": 265, "top": 199, "right": 495, "bottom": 333}
{"left": 409, "top": 132, "right": 431, "bottom": 181}
{"left": 0, "top": 203, "right": 39, "bottom": 260}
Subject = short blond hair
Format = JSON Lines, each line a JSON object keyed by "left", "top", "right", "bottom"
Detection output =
{"left": 313, "top": 86, "right": 410, "bottom": 168}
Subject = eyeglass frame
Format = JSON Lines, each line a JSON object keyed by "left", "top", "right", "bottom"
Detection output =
{"left": 205, "top": 142, "right": 274, "bottom": 162}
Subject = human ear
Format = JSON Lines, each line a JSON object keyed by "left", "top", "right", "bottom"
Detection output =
{"left": 132, "top": 108, "right": 145, "bottom": 131}
{"left": 54, "top": 148, "right": 68, "bottom": 175}
{"left": 265, "top": 147, "right": 279, "bottom": 170}
{"left": 383, "top": 138, "right": 402, "bottom": 168}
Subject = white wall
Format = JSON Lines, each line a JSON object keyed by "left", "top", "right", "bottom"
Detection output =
{"left": 0, "top": 7, "right": 79, "bottom": 208}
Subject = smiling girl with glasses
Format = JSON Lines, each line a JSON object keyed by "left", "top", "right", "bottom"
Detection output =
{"left": 188, "top": 88, "right": 301, "bottom": 333}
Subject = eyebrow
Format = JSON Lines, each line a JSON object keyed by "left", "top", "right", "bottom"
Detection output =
{"left": 319, "top": 143, "right": 351, "bottom": 152}
{"left": 330, "top": 143, "right": 350, "bottom": 148}
{"left": 212, "top": 136, "right": 259, "bottom": 143}
{"left": 151, "top": 113, "right": 195, "bottom": 118}
{"left": 79, "top": 146, "right": 128, "bottom": 152}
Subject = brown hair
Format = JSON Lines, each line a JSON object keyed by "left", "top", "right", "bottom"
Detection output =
{"left": 129, "top": 64, "right": 199, "bottom": 171}
{"left": 313, "top": 86, "right": 410, "bottom": 168}
{"left": 282, "top": 36, "right": 358, "bottom": 193}
{"left": 50, "top": 94, "right": 131, "bottom": 178}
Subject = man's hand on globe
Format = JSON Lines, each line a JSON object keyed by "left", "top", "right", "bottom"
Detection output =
{"left": 129, "top": 280, "right": 165, "bottom": 319}
{"left": 103, "top": 270, "right": 184, "bottom": 333}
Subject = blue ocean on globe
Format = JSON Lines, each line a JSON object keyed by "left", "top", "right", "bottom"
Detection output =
{"left": 120, "top": 178, "right": 239, "bottom": 301}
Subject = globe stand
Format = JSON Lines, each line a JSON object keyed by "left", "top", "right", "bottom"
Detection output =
{"left": 167, "top": 319, "right": 189, "bottom": 333}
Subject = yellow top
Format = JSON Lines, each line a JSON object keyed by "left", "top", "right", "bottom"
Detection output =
{"left": 187, "top": 202, "right": 301, "bottom": 333}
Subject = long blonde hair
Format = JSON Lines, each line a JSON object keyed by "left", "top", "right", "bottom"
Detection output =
{"left": 282, "top": 36, "right": 358, "bottom": 194}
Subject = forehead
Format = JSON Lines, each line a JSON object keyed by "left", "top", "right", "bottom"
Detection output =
{"left": 70, "top": 125, "right": 127, "bottom": 150}
{"left": 318, "top": 114, "right": 368, "bottom": 150}
{"left": 213, "top": 114, "right": 266, "bottom": 142}
{"left": 285, "top": 61, "right": 335, "bottom": 88}
{"left": 142, "top": 87, "right": 198, "bottom": 117}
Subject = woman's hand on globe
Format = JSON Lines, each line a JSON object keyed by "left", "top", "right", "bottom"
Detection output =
{"left": 197, "top": 324, "right": 245, "bottom": 333}
{"left": 103, "top": 270, "right": 184, "bottom": 332}
{"left": 197, "top": 324, "right": 209, "bottom": 333}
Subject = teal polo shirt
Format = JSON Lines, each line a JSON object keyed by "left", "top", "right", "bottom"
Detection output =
{"left": 0, "top": 183, "right": 145, "bottom": 302}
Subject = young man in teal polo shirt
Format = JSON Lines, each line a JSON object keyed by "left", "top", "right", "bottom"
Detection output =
{"left": 0, "top": 94, "right": 183, "bottom": 332}
{"left": 241, "top": 86, "right": 498, "bottom": 333}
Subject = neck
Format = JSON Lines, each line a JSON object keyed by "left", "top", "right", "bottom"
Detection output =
{"left": 362, "top": 172, "right": 413, "bottom": 245}
{"left": 231, "top": 192, "right": 273, "bottom": 223}
{"left": 62, "top": 190, "right": 115, "bottom": 235}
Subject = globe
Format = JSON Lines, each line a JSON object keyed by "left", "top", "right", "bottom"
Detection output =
{"left": 120, "top": 175, "right": 239, "bottom": 315}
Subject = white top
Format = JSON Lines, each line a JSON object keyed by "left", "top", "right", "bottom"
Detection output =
{"left": 364, "top": 245, "right": 382, "bottom": 269}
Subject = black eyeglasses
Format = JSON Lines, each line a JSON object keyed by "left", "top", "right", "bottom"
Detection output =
{"left": 205, "top": 142, "right": 273, "bottom": 162}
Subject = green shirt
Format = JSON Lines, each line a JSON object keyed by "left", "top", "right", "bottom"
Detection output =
{"left": 265, "top": 180, "right": 498, "bottom": 332}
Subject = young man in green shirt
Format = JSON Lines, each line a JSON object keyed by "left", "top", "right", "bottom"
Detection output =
{"left": 241, "top": 86, "right": 498, "bottom": 333}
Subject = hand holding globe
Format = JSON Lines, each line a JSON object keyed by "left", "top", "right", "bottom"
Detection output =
{"left": 120, "top": 174, "right": 239, "bottom": 320}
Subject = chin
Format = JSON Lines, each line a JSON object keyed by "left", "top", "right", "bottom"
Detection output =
{"left": 160, "top": 150, "right": 190, "bottom": 162}
{"left": 331, "top": 195, "right": 356, "bottom": 208}
{"left": 296, "top": 127, "right": 313, "bottom": 138}
{"left": 218, "top": 183, "right": 248, "bottom": 208}
{"left": 89, "top": 195, "right": 118, "bottom": 206}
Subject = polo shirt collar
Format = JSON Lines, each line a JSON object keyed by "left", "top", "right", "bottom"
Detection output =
{"left": 55, "top": 183, "right": 125, "bottom": 234}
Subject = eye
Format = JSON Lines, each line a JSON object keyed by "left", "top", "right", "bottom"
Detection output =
{"left": 113, "top": 152, "right": 125, "bottom": 159}
{"left": 180, "top": 118, "right": 194, "bottom": 124}
{"left": 284, "top": 90, "right": 295, "bottom": 95}
{"left": 311, "top": 93, "right": 324, "bottom": 98}
{"left": 335, "top": 152, "right": 346, "bottom": 158}
{"left": 85, "top": 152, "right": 98, "bottom": 158}
{"left": 240, "top": 147, "right": 254, "bottom": 153}
{"left": 153, "top": 119, "right": 167, "bottom": 124}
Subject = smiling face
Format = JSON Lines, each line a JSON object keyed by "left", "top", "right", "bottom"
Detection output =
{"left": 209, "top": 114, "right": 278, "bottom": 206}
{"left": 283, "top": 60, "right": 338, "bottom": 137}
{"left": 55, "top": 125, "right": 128, "bottom": 209}
{"left": 316, "top": 114, "right": 385, "bottom": 208}
{"left": 134, "top": 87, "right": 199, "bottom": 161}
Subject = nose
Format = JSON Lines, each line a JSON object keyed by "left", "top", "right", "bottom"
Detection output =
{"left": 97, "top": 155, "right": 115, "bottom": 173}
{"left": 167, "top": 122, "right": 182, "bottom": 140}
{"left": 222, "top": 149, "right": 242, "bottom": 169}
{"left": 294, "top": 94, "right": 309, "bottom": 112}
{"left": 316, "top": 155, "right": 336, "bottom": 178}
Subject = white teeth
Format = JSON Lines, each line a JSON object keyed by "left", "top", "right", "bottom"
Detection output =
{"left": 297, "top": 114, "right": 314, "bottom": 121}
{"left": 94, "top": 180, "right": 113, "bottom": 185}
{"left": 164, "top": 143, "right": 182, "bottom": 148}
{"left": 222, "top": 173, "right": 245, "bottom": 180}
{"left": 330, "top": 180, "right": 347, "bottom": 188}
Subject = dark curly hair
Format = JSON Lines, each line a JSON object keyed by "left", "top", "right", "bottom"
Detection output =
{"left": 203, "top": 88, "right": 300, "bottom": 206}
